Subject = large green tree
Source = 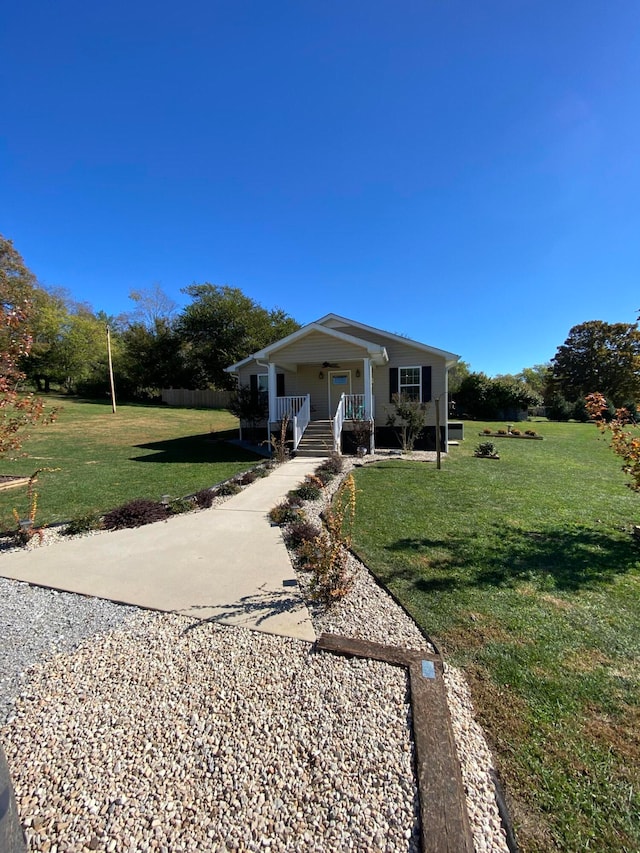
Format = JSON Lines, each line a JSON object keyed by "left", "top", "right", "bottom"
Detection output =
{"left": 0, "top": 235, "right": 55, "bottom": 455}
{"left": 551, "top": 320, "right": 640, "bottom": 407}
{"left": 177, "top": 284, "right": 299, "bottom": 388}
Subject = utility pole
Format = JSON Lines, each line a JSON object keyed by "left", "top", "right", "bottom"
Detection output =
{"left": 106, "top": 326, "right": 117, "bottom": 414}
{"left": 434, "top": 394, "right": 442, "bottom": 469}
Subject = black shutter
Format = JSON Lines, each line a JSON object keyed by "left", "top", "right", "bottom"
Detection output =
{"left": 276, "top": 373, "right": 285, "bottom": 397}
{"left": 421, "top": 366, "right": 432, "bottom": 402}
{"left": 389, "top": 367, "right": 398, "bottom": 402}
{"left": 249, "top": 374, "right": 258, "bottom": 404}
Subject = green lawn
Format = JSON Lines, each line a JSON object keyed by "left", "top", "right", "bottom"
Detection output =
{"left": 0, "top": 397, "right": 262, "bottom": 528}
{"left": 351, "top": 422, "right": 640, "bottom": 853}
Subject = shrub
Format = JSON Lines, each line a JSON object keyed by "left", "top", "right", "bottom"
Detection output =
{"left": 483, "top": 428, "right": 492, "bottom": 435}
{"left": 290, "top": 483, "right": 322, "bottom": 502}
{"left": 511, "top": 428, "right": 521, "bottom": 436}
{"left": 474, "top": 441, "right": 497, "bottom": 458}
{"left": 318, "top": 452, "right": 344, "bottom": 475}
{"left": 315, "top": 468, "right": 335, "bottom": 485}
{"left": 103, "top": 499, "right": 170, "bottom": 530}
{"left": 253, "top": 466, "right": 270, "bottom": 478}
{"left": 63, "top": 512, "right": 104, "bottom": 536}
{"left": 194, "top": 488, "right": 215, "bottom": 509}
{"left": 169, "top": 497, "right": 194, "bottom": 514}
{"left": 497, "top": 429, "right": 507, "bottom": 435}
{"left": 305, "top": 474, "right": 326, "bottom": 490}
{"left": 216, "top": 481, "right": 242, "bottom": 497}
{"left": 269, "top": 502, "right": 304, "bottom": 526}
{"left": 525, "top": 429, "right": 537, "bottom": 437}
{"left": 239, "top": 470, "right": 258, "bottom": 486}
{"left": 285, "top": 519, "right": 320, "bottom": 549}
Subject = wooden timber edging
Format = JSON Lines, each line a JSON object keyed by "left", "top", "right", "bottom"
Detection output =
{"left": 315, "top": 633, "right": 475, "bottom": 853}
{"left": 0, "top": 742, "right": 27, "bottom": 853}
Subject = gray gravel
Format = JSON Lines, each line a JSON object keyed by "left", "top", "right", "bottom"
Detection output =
{"left": 0, "top": 578, "right": 138, "bottom": 725}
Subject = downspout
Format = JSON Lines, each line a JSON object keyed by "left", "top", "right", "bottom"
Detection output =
{"left": 228, "top": 371, "right": 242, "bottom": 442}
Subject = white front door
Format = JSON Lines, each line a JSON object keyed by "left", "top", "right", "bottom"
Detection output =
{"left": 328, "top": 370, "right": 351, "bottom": 416}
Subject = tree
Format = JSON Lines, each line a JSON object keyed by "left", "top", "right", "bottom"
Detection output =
{"left": 125, "top": 284, "right": 178, "bottom": 329}
{"left": 551, "top": 321, "right": 640, "bottom": 407}
{"left": 0, "top": 235, "right": 55, "bottom": 456}
{"left": 585, "top": 392, "right": 640, "bottom": 493}
{"left": 448, "top": 359, "right": 471, "bottom": 395}
{"left": 386, "top": 392, "right": 429, "bottom": 452}
{"left": 453, "top": 372, "right": 540, "bottom": 420}
{"left": 516, "top": 363, "right": 551, "bottom": 398}
{"left": 177, "top": 284, "right": 299, "bottom": 388}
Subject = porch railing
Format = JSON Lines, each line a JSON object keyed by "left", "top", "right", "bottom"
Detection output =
{"left": 274, "top": 395, "right": 307, "bottom": 421}
{"left": 293, "top": 395, "right": 311, "bottom": 451}
{"left": 344, "top": 393, "right": 366, "bottom": 420}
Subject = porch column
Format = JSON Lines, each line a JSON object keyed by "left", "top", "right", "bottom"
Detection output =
{"left": 363, "top": 357, "right": 372, "bottom": 419}
{"left": 268, "top": 362, "right": 277, "bottom": 422}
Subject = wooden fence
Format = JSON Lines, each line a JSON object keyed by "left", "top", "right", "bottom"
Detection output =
{"left": 161, "top": 389, "right": 232, "bottom": 409}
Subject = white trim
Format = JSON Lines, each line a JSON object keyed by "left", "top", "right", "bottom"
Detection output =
{"left": 399, "top": 365, "right": 422, "bottom": 402}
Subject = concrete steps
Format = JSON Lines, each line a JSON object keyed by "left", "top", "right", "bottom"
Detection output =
{"left": 296, "top": 420, "right": 335, "bottom": 457}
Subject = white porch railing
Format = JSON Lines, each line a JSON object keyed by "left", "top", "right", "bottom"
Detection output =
{"left": 344, "top": 393, "right": 365, "bottom": 420}
{"left": 293, "top": 395, "right": 311, "bottom": 451}
{"left": 274, "top": 395, "right": 307, "bottom": 421}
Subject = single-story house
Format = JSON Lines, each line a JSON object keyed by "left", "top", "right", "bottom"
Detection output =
{"left": 225, "top": 314, "right": 459, "bottom": 456}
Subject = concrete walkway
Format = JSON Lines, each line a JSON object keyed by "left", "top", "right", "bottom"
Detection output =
{"left": 0, "top": 458, "right": 325, "bottom": 642}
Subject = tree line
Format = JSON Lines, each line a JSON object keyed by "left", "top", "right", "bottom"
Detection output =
{"left": 450, "top": 316, "right": 640, "bottom": 422}
{"left": 3, "top": 233, "right": 639, "bottom": 421}
{"left": 1, "top": 235, "right": 299, "bottom": 402}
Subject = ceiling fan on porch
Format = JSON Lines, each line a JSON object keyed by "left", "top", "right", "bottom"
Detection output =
{"left": 322, "top": 361, "right": 340, "bottom": 368}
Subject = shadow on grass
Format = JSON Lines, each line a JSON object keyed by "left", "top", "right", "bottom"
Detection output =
{"left": 384, "top": 522, "right": 640, "bottom": 592}
{"left": 130, "top": 432, "right": 261, "bottom": 464}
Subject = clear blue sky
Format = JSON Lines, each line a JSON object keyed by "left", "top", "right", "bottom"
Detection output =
{"left": 2, "top": 1, "right": 639, "bottom": 376}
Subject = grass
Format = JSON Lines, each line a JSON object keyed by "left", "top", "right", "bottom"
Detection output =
{"left": 350, "top": 421, "right": 640, "bottom": 853}
{"left": 0, "top": 397, "right": 263, "bottom": 528}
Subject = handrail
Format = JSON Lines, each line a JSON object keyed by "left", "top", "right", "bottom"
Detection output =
{"left": 332, "top": 394, "right": 345, "bottom": 452}
{"left": 293, "top": 395, "right": 311, "bottom": 451}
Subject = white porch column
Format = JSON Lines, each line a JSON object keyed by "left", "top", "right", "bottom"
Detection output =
{"left": 363, "top": 357, "right": 372, "bottom": 419}
{"left": 268, "top": 362, "right": 277, "bottom": 422}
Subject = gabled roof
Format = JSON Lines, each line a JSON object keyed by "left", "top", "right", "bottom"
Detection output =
{"left": 315, "top": 314, "right": 460, "bottom": 365}
{"left": 225, "top": 313, "right": 459, "bottom": 372}
{"left": 225, "top": 321, "right": 389, "bottom": 372}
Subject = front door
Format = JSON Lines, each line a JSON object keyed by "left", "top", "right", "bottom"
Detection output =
{"left": 328, "top": 370, "right": 351, "bottom": 417}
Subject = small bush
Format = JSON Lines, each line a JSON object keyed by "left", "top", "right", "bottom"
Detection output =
{"left": 525, "top": 429, "right": 537, "bottom": 437}
{"left": 269, "top": 502, "right": 304, "bottom": 526}
{"left": 290, "top": 483, "right": 322, "bottom": 502}
{"left": 286, "top": 493, "right": 304, "bottom": 508}
{"left": 305, "top": 474, "right": 326, "bottom": 490}
{"left": 474, "top": 441, "right": 497, "bottom": 458}
{"left": 511, "top": 428, "right": 521, "bottom": 436}
{"left": 483, "top": 428, "right": 492, "bottom": 435}
{"left": 315, "top": 468, "right": 335, "bottom": 485}
{"left": 497, "top": 429, "right": 508, "bottom": 435}
{"left": 285, "top": 519, "right": 320, "bottom": 549}
{"left": 194, "top": 488, "right": 215, "bottom": 509}
{"left": 253, "top": 466, "right": 270, "bottom": 478}
{"left": 239, "top": 471, "right": 258, "bottom": 486}
{"left": 318, "top": 452, "right": 344, "bottom": 475}
{"left": 63, "top": 512, "right": 104, "bottom": 536}
{"left": 169, "top": 497, "right": 194, "bottom": 514}
{"left": 103, "top": 499, "right": 170, "bottom": 530}
{"left": 216, "top": 481, "right": 242, "bottom": 497}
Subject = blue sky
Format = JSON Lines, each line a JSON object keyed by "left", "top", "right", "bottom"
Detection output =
{"left": 2, "top": 1, "right": 639, "bottom": 376}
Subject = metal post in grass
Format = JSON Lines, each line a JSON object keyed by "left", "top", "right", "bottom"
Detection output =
{"left": 435, "top": 394, "right": 442, "bottom": 470}
{"left": 106, "top": 325, "right": 117, "bottom": 414}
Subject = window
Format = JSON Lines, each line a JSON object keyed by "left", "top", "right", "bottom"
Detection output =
{"left": 399, "top": 367, "right": 421, "bottom": 401}
{"left": 257, "top": 374, "right": 268, "bottom": 404}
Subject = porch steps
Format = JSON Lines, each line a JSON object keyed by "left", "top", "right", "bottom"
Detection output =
{"left": 296, "top": 420, "right": 334, "bottom": 458}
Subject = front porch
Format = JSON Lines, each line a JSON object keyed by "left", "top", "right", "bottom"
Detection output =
{"left": 271, "top": 392, "right": 375, "bottom": 456}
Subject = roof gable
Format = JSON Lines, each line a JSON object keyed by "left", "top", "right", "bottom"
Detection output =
{"left": 314, "top": 314, "right": 459, "bottom": 364}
